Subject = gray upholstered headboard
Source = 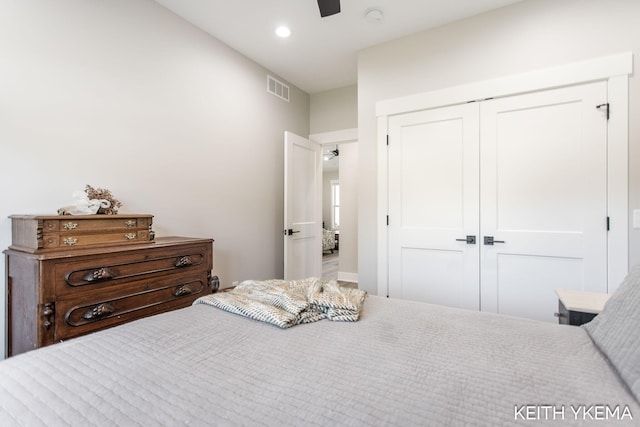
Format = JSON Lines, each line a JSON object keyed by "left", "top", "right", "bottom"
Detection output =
{"left": 584, "top": 264, "right": 640, "bottom": 403}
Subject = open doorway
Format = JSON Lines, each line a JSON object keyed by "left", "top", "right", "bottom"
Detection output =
{"left": 311, "top": 129, "right": 358, "bottom": 287}
{"left": 322, "top": 146, "right": 339, "bottom": 281}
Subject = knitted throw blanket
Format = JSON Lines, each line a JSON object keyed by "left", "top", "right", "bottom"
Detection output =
{"left": 194, "top": 278, "right": 367, "bottom": 328}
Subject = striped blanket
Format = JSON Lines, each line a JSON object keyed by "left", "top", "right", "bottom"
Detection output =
{"left": 194, "top": 278, "right": 367, "bottom": 328}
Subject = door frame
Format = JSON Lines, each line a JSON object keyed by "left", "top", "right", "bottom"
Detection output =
{"left": 376, "top": 52, "right": 632, "bottom": 298}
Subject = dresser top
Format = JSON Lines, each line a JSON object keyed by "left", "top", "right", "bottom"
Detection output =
{"left": 9, "top": 214, "right": 153, "bottom": 220}
{"left": 4, "top": 236, "right": 213, "bottom": 259}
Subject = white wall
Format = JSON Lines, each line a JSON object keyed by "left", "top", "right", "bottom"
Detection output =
{"left": 0, "top": 0, "right": 309, "bottom": 356}
{"left": 337, "top": 142, "right": 358, "bottom": 283}
{"left": 310, "top": 85, "right": 357, "bottom": 135}
{"left": 357, "top": 0, "right": 640, "bottom": 295}
{"left": 322, "top": 171, "right": 338, "bottom": 230}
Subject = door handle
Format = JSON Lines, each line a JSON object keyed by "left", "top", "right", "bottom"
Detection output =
{"left": 283, "top": 229, "right": 301, "bottom": 236}
{"left": 484, "top": 236, "right": 505, "bottom": 245}
{"left": 455, "top": 235, "right": 476, "bottom": 244}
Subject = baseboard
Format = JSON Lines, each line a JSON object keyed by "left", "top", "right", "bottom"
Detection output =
{"left": 337, "top": 272, "right": 358, "bottom": 283}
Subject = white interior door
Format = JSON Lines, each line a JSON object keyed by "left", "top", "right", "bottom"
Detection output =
{"left": 480, "top": 82, "right": 608, "bottom": 321}
{"left": 284, "top": 131, "right": 322, "bottom": 280}
{"left": 388, "top": 103, "right": 480, "bottom": 310}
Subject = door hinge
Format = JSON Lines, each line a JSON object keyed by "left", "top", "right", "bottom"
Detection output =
{"left": 607, "top": 216, "right": 610, "bottom": 231}
{"left": 386, "top": 135, "right": 389, "bottom": 146}
{"left": 386, "top": 215, "right": 389, "bottom": 226}
{"left": 596, "top": 103, "right": 610, "bottom": 120}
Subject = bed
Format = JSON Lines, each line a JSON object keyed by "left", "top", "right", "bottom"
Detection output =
{"left": 1, "top": 267, "right": 639, "bottom": 426}
{"left": 322, "top": 228, "right": 336, "bottom": 253}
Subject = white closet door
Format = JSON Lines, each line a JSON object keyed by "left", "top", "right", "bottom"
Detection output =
{"left": 388, "top": 103, "right": 480, "bottom": 310}
{"left": 479, "top": 82, "right": 608, "bottom": 322}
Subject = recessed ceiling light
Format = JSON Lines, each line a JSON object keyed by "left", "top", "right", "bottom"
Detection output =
{"left": 275, "top": 26, "right": 291, "bottom": 38}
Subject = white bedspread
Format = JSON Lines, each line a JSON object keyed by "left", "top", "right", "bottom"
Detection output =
{"left": 0, "top": 295, "right": 637, "bottom": 426}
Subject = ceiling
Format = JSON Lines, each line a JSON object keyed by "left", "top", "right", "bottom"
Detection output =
{"left": 323, "top": 147, "right": 339, "bottom": 172}
{"left": 152, "top": 0, "right": 522, "bottom": 94}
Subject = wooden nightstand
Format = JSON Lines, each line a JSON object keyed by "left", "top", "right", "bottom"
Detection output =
{"left": 554, "top": 289, "right": 610, "bottom": 326}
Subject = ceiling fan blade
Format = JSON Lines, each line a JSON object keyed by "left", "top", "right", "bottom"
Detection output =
{"left": 317, "top": 0, "right": 340, "bottom": 17}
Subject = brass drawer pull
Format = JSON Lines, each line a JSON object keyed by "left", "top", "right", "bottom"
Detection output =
{"left": 173, "top": 285, "right": 193, "bottom": 297}
{"left": 63, "top": 237, "right": 78, "bottom": 246}
{"left": 124, "top": 220, "right": 137, "bottom": 228}
{"left": 82, "top": 303, "right": 115, "bottom": 321}
{"left": 83, "top": 267, "right": 117, "bottom": 282}
{"left": 124, "top": 233, "right": 137, "bottom": 240}
{"left": 175, "top": 256, "right": 193, "bottom": 267}
{"left": 63, "top": 222, "right": 78, "bottom": 230}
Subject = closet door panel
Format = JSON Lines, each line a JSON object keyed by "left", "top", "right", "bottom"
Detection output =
{"left": 388, "top": 103, "right": 480, "bottom": 310}
{"left": 491, "top": 255, "right": 583, "bottom": 322}
{"left": 480, "top": 82, "right": 608, "bottom": 321}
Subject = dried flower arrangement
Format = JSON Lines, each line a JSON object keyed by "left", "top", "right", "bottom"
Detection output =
{"left": 85, "top": 185, "right": 122, "bottom": 215}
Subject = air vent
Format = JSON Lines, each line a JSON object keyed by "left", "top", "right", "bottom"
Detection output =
{"left": 267, "top": 75, "right": 290, "bottom": 102}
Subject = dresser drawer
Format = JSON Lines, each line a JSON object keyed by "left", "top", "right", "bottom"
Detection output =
{"left": 53, "top": 243, "right": 211, "bottom": 297}
{"left": 55, "top": 272, "right": 208, "bottom": 340}
{"left": 43, "top": 229, "right": 151, "bottom": 250}
{"left": 43, "top": 216, "right": 152, "bottom": 233}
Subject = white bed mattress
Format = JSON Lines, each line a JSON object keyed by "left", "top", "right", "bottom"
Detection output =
{"left": 0, "top": 294, "right": 637, "bottom": 426}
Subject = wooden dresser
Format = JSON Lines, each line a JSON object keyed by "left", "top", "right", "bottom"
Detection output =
{"left": 5, "top": 236, "right": 215, "bottom": 357}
